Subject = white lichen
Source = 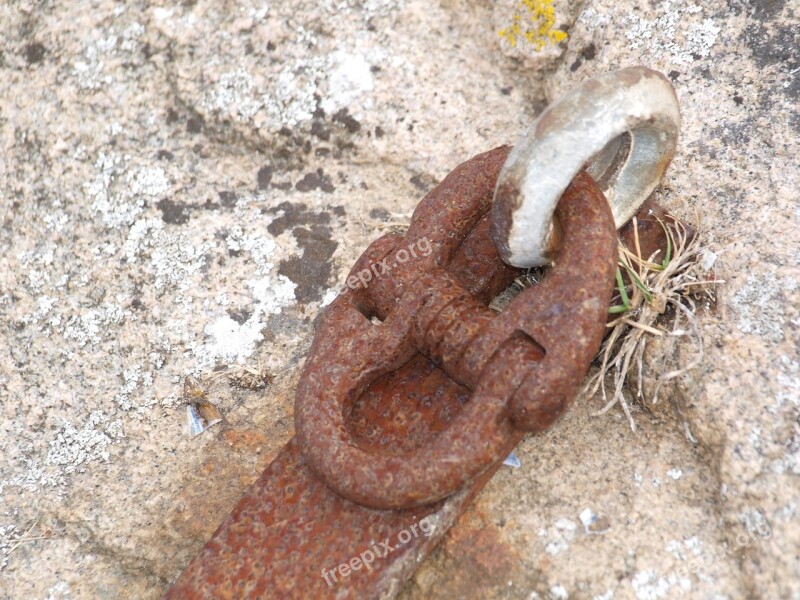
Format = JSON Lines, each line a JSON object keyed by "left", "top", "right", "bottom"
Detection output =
{"left": 201, "top": 315, "right": 266, "bottom": 366}
{"left": 73, "top": 44, "right": 113, "bottom": 90}
{"left": 264, "top": 58, "right": 327, "bottom": 127}
{"left": 775, "top": 355, "right": 800, "bottom": 409}
{"left": 61, "top": 303, "right": 127, "bottom": 348}
{"left": 321, "top": 0, "right": 405, "bottom": 17}
{"left": 631, "top": 569, "right": 690, "bottom": 599}
{"left": 578, "top": 1, "right": 721, "bottom": 65}
{"left": 192, "top": 275, "right": 296, "bottom": 370}
{"left": 120, "top": 22, "right": 145, "bottom": 53}
{"left": 0, "top": 523, "right": 19, "bottom": 571}
{"left": 667, "top": 468, "right": 684, "bottom": 480}
{"left": 21, "top": 294, "right": 58, "bottom": 326}
{"left": 225, "top": 226, "right": 278, "bottom": 274}
{"left": 87, "top": 153, "right": 139, "bottom": 228}
{"left": 123, "top": 218, "right": 211, "bottom": 292}
{"left": 43, "top": 210, "right": 70, "bottom": 232}
{"left": 44, "top": 581, "right": 72, "bottom": 600}
{"left": 320, "top": 288, "right": 339, "bottom": 307}
{"left": 45, "top": 412, "right": 124, "bottom": 474}
{"left": 248, "top": 275, "right": 297, "bottom": 315}
{"left": 204, "top": 68, "right": 265, "bottom": 122}
{"left": 539, "top": 518, "right": 578, "bottom": 556}
{"left": 321, "top": 51, "right": 375, "bottom": 115}
{"left": 666, "top": 536, "right": 703, "bottom": 561}
{"left": 114, "top": 365, "right": 155, "bottom": 411}
{"left": 549, "top": 585, "right": 569, "bottom": 600}
{"left": 126, "top": 165, "right": 170, "bottom": 199}
{"left": 624, "top": 2, "right": 721, "bottom": 64}
{"left": 732, "top": 273, "right": 796, "bottom": 343}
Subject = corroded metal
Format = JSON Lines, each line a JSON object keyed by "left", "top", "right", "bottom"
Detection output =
{"left": 491, "top": 66, "right": 681, "bottom": 267}
{"left": 167, "top": 147, "right": 617, "bottom": 598}
{"left": 295, "top": 157, "right": 617, "bottom": 509}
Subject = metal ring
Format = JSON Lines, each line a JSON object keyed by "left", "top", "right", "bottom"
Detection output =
{"left": 295, "top": 168, "right": 616, "bottom": 509}
{"left": 490, "top": 67, "right": 681, "bottom": 268}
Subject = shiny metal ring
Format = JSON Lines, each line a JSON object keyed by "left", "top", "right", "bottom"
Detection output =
{"left": 491, "top": 67, "right": 681, "bottom": 268}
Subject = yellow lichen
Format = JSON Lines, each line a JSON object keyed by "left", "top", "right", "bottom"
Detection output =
{"left": 499, "top": 0, "right": 569, "bottom": 50}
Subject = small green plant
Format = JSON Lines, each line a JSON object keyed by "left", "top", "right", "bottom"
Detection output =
{"left": 609, "top": 218, "right": 674, "bottom": 314}
{"left": 586, "top": 215, "right": 722, "bottom": 430}
{"left": 499, "top": 0, "right": 569, "bottom": 51}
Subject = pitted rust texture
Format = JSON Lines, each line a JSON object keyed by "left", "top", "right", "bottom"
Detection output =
{"left": 167, "top": 147, "right": 618, "bottom": 598}
{"left": 295, "top": 149, "right": 618, "bottom": 510}
{"left": 350, "top": 148, "right": 518, "bottom": 321}
{"left": 166, "top": 437, "right": 512, "bottom": 600}
{"left": 167, "top": 148, "right": 523, "bottom": 600}
{"left": 494, "top": 172, "right": 618, "bottom": 432}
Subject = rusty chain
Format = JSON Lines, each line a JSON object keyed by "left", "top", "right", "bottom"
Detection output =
{"left": 167, "top": 67, "right": 681, "bottom": 598}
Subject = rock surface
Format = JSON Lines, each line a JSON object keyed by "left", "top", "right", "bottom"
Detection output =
{"left": 0, "top": 1, "right": 797, "bottom": 599}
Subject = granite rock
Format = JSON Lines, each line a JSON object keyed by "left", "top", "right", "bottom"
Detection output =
{"left": 0, "top": 1, "right": 797, "bottom": 599}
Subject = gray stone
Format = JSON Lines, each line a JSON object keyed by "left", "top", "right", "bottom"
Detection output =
{"left": 0, "top": 1, "right": 797, "bottom": 599}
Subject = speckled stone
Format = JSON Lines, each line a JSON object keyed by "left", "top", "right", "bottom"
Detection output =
{"left": 0, "top": 0, "right": 797, "bottom": 599}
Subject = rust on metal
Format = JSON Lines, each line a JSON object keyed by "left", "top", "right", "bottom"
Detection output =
{"left": 295, "top": 157, "right": 617, "bottom": 509}
{"left": 167, "top": 147, "right": 618, "bottom": 598}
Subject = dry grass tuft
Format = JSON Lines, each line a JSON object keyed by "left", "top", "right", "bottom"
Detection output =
{"left": 583, "top": 215, "right": 722, "bottom": 431}
{"left": 488, "top": 213, "right": 722, "bottom": 431}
